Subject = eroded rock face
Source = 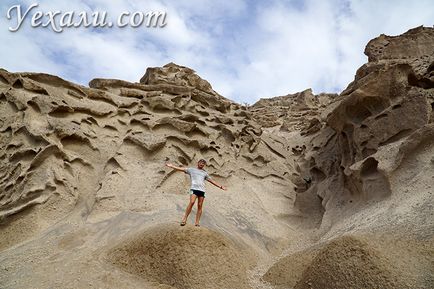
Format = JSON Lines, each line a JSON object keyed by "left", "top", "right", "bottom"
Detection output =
{"left": 297, "top": 26, "right": 434, "bottom": 230}
{"left": 0, "top": 63, "right": 297, "bottom": 252}
{"left": 140, "top": 63, "right": 217, "bottom": 96}
{"left": 250, "top": 88, "right": 337, "bottom": 133}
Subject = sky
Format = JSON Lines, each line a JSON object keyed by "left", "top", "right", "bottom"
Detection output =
{"left": 0, "top": 0, "right": 433, "bottom": 104}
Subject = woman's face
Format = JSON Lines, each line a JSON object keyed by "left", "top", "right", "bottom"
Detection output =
{"left": 197, "top": 161, "right": 206, "bottom": 169}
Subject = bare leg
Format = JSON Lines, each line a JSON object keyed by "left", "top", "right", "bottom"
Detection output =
{"left": 195, "top": 197, "right": 205, "bottom": 226}
{"left": 182, "top": 194, "right": 197, "bottom": 224}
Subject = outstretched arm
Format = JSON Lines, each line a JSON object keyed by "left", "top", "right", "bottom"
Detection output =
{"left": 207, "top": 178, "right": 227, "bottom": 190}
{"left": 165, "top": 163, "right": 187, "bottom": 173}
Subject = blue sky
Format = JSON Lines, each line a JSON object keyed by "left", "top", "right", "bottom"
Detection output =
{"left": 1, "top": 0, "right": 433, "bottom": 104}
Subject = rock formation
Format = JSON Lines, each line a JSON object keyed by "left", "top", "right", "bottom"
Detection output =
{"left": 262, "top": 26, "right": 434, "bottom": 289}
{"left": 0, "top": 27, "right": 433, "bottom": 289}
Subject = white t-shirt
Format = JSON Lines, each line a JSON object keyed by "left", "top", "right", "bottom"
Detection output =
{"left": 185, "top": 167, "right": 210, "bottom": 192}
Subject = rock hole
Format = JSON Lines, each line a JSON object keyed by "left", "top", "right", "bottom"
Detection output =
{"left": 374, "top": 113, "right": 388, "bottom": 120}
{"left": 360, "top": 158, "right": 378, "bottom": 177}
{"left": 310, "top": 167, "right": 326, "bottom": 182}
{"left": 178, "top": 156, "right": 188, "bottom": 165}
{"left": 27, "top": 100, "right": 41, "bottom": 113}
{"left": 428, "top": 62, "right": 434, "bottom": 73}
{"left": 379, "top": 129, "right": 413, "bottom": 146}
{"left": 408, "top": 72, "right": 434, "bottom": 89}
{"left": 48, "top": 106, "right": 74, "bottom": 118}
{"left": 9, "top": 149, "right": 38, "bottom": 163}
{"left": 12, "top": 78, "right": 23, "bottom": 88}
{"left": 347, "top": 105, "right": 372, "bottom": 123}
{"left": 8, "top": 101, "right": 19, "bottom": 113}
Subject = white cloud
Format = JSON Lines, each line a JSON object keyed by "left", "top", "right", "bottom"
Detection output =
{"left": 0, "top": 0, "right": 433, "bottom": 104}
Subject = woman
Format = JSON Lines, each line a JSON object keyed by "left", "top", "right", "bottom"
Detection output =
{"left": 165, "top": 159, "right": 227, "bottom": 226}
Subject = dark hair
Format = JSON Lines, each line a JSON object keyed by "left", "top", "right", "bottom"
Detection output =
{"left": 198, "top": 159, "right": 207, "bottom": 164}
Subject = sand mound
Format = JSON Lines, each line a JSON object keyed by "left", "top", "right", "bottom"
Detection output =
{"left": 262, "top": 249, "right": 317, "bottom": 289}
{"left": 264, "top": 234, "right": 434, "bottom": 289}
{"left": 294, "top": 236, "right": 405, "bottom": 289}
{"left": 106, "top": 223, "right": 254, "bottom": 289}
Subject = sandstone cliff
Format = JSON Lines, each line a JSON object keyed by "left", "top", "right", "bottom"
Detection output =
{"left": 0, "top": 27, "right": 433, "bottom": 289}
